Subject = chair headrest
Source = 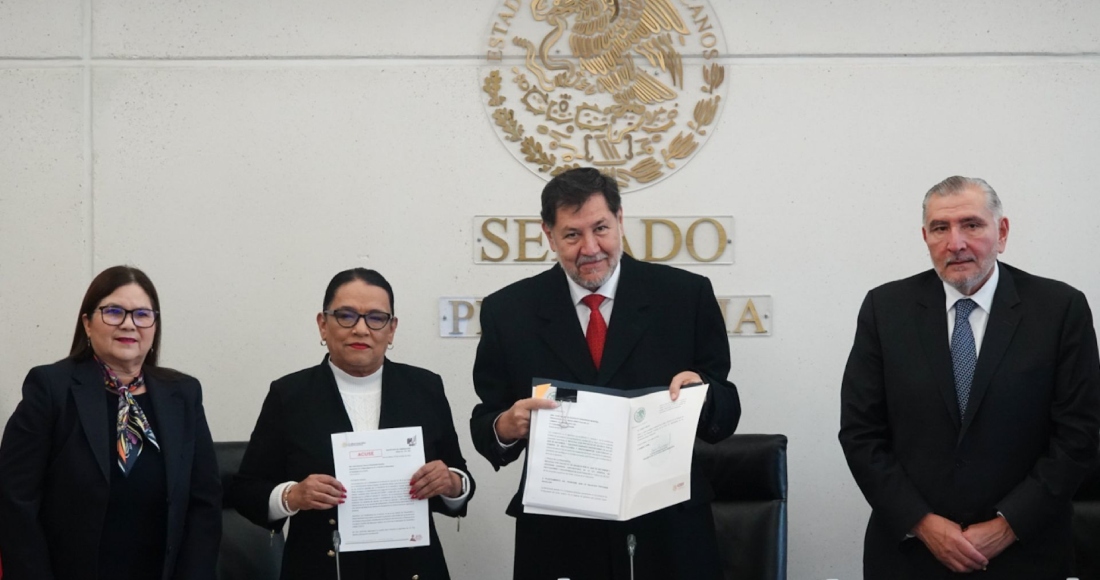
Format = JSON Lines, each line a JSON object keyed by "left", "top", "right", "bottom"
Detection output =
{"left": 696, "top": 434, "right": 788, "bottom": 501}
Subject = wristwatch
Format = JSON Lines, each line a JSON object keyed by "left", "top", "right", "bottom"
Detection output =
{"left": 447, "top": 467, "right": 469, "bottom": 497}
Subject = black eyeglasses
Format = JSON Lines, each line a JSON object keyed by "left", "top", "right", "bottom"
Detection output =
{"left": 98, "top": 306, "right": 159, "bottom": 328}
{"left": 324, "top": 309, "right": 393, "bottom": 330}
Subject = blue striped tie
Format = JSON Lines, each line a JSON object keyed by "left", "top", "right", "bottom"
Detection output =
{"left": 951, "top": 299, "right": 978, "bottom": 418}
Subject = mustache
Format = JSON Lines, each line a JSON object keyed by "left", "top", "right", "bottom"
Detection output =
{"left": 945, "top": 252, "right": 976, "bottom": 265}
{"left": 576, "top": 252, "right": 609, "bottom": 266}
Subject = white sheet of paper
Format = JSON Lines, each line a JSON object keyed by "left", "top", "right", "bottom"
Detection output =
{"left": 622, "top": 384, "right": 708, "bottom": 518}
{"left": 331, "top": 427, "right": 429, "bottom": 552}
{"left": 524, "top": 390, "right": 629, "bottom": 519}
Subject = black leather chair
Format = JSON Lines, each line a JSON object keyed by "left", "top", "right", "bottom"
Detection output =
{"left": 696, "top": 434, "right": 788, "bottom": 580}
{"left": 1072, "top": 455, "right": 1100, "bottom": 580}
{"left": 214, "top": 441, "right": 283, "bottom": 580}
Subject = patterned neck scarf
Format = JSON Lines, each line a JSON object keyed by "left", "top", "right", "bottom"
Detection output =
{"left": 94, "top": 355, "right": 160, "bottom": 476}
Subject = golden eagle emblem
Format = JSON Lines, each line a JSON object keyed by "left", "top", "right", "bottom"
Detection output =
{"left": 483, "top": 0, "right": 728, "bottom": 191}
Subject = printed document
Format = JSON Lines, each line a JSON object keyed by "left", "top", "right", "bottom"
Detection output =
{"left": 522, "top": 379, "right": 708, "bottom": 520}
{"left": 331, "top": 427, "right": 429, "bottom": 552}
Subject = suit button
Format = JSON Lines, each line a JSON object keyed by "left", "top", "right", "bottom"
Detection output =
{"left": 329, "top": 519, "right": 336, "bottom": 525}
{"left": 327, "top": 550, "right": 335, "bottom": 557}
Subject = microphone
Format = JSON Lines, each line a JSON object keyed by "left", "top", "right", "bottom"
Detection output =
{"left": 626, "top": 534, "right": 637, "bottom": 580}
{"left": 332, "top": 530, "right": 342, "bottom": 580}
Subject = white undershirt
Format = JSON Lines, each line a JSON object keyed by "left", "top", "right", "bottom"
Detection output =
{"left": 266, "top": 360, "right": 470, "bottom": 524}
{"left": 565, "top": 259, "right": 622, "bottom": 334}
{"left": 943, "top": 262, "right": 999, "bottom": 357}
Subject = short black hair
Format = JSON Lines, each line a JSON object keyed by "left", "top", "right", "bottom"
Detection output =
{"left": 540, "top": 168, "right": 621, "bottom": 228}
{"left": 322, "top": 268, "right": 395, "bottom": 313}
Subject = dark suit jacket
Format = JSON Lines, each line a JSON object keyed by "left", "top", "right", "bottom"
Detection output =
{"left": 0, "top": 357, "right": 222, "bottom": 580}
{"left": 229, "top": 356, "right": 474, "bottom": 580}
{"left": 839, "top": 263, "right": 1100, "bottom": 579}
{"left": 470, "top": 254, "right": 741, "bottom": 578}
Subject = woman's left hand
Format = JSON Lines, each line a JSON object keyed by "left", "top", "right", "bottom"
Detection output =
{"left": 410, "top": 460, "right": 461, "bottom": 500}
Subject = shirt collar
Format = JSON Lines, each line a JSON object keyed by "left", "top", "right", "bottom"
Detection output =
{"left": 943, "top": 261, "right": 999, "bottom": 314}
{"left": 565, "top": 258, "right": 622, "bottom": 306}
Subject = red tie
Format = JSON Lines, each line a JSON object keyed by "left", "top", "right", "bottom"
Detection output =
{"left": 581, "top": 294, "right": 607, "bottom": 368}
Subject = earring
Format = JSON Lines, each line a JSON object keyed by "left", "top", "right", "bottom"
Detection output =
{"left": 387, "top": 343, "right": 394, "bottom": 350}
{"left": 320, "top": 339, "right": 327, "bottom": 347}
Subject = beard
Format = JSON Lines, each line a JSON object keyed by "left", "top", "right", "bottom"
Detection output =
{"left": 938, "top": 252, "right": 997, "bottom": 295}
{"left": 567, "top": 249, "right": 621, "bottom": 291}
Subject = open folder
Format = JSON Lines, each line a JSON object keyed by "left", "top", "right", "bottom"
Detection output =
{"left": 522, "top": 378, "right": 709, "bottom": 520}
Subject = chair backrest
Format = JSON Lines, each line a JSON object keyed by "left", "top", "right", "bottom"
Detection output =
{"left": 1071, "top": 455, "right": 1100, "bottom": 580}
{"left": 696, "top": 434, "right": 788, "bottom": 580}
{"left": 214, "top": 441, "right": 283, "bottom": 580}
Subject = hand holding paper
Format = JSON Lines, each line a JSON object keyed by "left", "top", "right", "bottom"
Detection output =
{"left": 287, "top": 474, "right": 346, "bottom": 511}
{"left": 495, "top": 396, "right": 560, "bottom": 442}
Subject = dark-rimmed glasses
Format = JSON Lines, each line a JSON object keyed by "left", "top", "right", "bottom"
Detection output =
{"left": 324, "top": 309, "right": 393, "bottom": 330}
{"left": 98, "top": 306, "right": 159, "bottom": 328}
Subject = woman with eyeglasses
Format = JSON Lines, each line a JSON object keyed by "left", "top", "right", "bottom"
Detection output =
{"left": 229, "top": 268, "right": 474, "bottom": 580}
{"left": 0, "top": 265, "right": 221, "bottom": 580}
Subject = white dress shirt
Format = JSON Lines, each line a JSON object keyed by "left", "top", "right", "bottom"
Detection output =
{"left": 943, "top": 262, "right": 1000, "bottom": 357}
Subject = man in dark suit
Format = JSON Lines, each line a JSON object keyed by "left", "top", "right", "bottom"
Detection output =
{"left": 839, "top": 175, "right": 1100, "bottom": 579}
{"left": 470, "top": 168, "right": 741, "bottom": 580}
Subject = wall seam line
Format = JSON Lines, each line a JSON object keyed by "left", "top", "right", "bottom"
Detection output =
{"left": 83, "top": 0, "right": 94, "bottom": 280}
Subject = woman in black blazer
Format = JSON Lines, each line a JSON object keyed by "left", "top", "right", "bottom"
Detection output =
{"left": 229, "top": 268, "right": 474, "bottom": 580}
{"left": 0, "top": 265, "right": 222, "bottom": 580}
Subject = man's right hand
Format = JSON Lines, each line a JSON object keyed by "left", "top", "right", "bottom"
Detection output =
{"left": 912, "top": 513, "right": 989, "bottom": 573}
{"left": 495, "top": 397, "right": 559, "bottom": 442}
{"left": 287, "top": 474, "right": 346, "bottom": 511}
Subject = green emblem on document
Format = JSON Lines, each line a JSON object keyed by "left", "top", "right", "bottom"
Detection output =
{"left": 634, "top": 407, "right": 646, "bottom": 423}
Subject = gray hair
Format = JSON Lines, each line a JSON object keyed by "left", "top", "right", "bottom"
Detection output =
{"left": 922, "top": 176, "right": 1003, "bottom": 224}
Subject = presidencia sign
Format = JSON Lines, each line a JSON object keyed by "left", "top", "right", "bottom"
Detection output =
{"left": 473, "top": 215, "right": 732, "bottom": 265}
{"left": 439, "top": 296, "right": 772, "bottom": 338}
{"left": 481, "top": 0, "right": 728, "bottom": 191}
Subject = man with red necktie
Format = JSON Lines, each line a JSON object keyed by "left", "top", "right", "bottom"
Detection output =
{"left": 471, "top": 167, "right": 742, "bottom": 580}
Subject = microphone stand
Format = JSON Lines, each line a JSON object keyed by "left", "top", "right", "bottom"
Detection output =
{"left": 626, "top": 534, "right": 636, "bottom": 580}
{"left": 332, "top": 530, "right": 342, "bottom": 580}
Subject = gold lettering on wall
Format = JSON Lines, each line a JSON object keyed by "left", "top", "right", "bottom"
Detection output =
{"left": 474, "top": 215, "right": 732, "bottom": 265}
{"left": 440, "top": 295, "right": 770, "bottom": 337}
{"left": 642, "top": 219, "right": 683, "bottom": 262}
{"left": 515, "top": 218, "right": 549, "bottom": 261}
{"left": 685, "top": 218, "right": 726, "bottom": 262}
{"left": 480, "top": 218, "right": 509, "bottom": 262}
{"left": 732, "top": 298, "right": 766, "bottom": 334}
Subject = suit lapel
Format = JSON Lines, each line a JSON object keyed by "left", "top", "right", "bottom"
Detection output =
{"left": 317, "top": 357, "right": 355, "bottom": 433}
{"left": 597, "top": 256, "right": 652, "bottom": 385}
{"left": 960, "top": 265, "right": 1021, "bottom": 438}
{"left": 72, "top": 359, "right": 111, "bottom": 482}
{"left": 313, "top": 358, "right": 355, "bottom": 475}
{"left": 536, "top": 265, "right": 599, "bottom": 383}
{"left": 378, "top": 360, "right": 402, "bottom": 429}
{"left": 914, "top": 274, "right": 963, "bottom": 429}
{"left": 147, "top": 373, "right": 184, "bottom": 497}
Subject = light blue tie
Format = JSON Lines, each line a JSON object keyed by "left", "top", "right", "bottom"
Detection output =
{"left": 951, "top": 299, "right": 978, "bottom": 418}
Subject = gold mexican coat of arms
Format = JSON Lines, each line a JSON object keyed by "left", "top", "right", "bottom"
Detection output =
{"left": 482, "top": 0, "right": 727, "bottom": 191}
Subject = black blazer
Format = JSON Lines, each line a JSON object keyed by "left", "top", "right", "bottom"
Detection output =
{"left": 229, "top": 357, "right": 474, "bottom": 580}
{"left": 0, "top": 357, "right": 222, "bottom": 580}
{"left": 470, "top": 255, "right": 741, "bottom": 576}
{"left": 840, "top": 263, "right": 1100, "bottom": 579}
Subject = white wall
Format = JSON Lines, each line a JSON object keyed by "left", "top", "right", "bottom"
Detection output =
{"left": 2, "top": 1, "right": 1099, "bottom": 578}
